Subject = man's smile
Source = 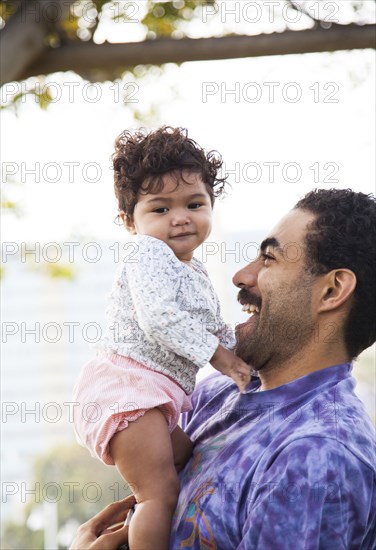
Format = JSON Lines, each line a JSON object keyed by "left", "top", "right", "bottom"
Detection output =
{"left": 237, "top": 288, "right": 262, "bottom": 317}
{"left": 242, "top": 304, "right": 260, "bottom": 315}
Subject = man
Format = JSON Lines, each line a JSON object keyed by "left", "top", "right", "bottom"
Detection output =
{"left": 71, "top": 188, "right": 376, "bottom": 549}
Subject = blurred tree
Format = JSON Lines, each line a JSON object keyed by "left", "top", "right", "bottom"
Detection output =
{"left": 0, "top": 0, "right": 374, "bottom": 86}
{"left": 1, "top": 444, "right": 130, "bottom": 549}
{"left": 0, "top": 522, "right": 43, "bottom": 550}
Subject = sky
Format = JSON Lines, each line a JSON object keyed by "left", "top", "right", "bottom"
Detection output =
{"left": 1, "top": 47, "right": 375, "bottom": 246}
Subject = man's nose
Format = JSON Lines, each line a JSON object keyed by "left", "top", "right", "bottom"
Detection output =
{"left": 232, "top": 262, "right": 259, "bottom": 288}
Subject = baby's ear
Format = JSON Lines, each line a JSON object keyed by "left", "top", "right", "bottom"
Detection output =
{"left": 119, "top": 211, "right": 136, "bottom": 234}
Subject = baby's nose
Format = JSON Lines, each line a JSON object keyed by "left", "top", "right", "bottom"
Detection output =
{"left": 171, "top": 210, "right": 190, "bottom": 225}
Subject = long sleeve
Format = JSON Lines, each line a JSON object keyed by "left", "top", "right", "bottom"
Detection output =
{"left": 214, "top": 300, "right": 236, "bottom": 350}
{"left": 125, "top": 235, "right": 220, "bottom": 369}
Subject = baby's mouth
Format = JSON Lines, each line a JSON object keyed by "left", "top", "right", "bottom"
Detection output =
{"left": 170, "top": 232, "right": 193, "bottom": 238}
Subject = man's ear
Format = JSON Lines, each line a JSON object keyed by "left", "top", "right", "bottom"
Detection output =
{"left": 119, "top": 211, "right": 136, "bottom": 235}
{"left": 318, "top": 269, "right": 357, "bottom": 313}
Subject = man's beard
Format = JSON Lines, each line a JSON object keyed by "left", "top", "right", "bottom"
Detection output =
{"left": 235, "top": 277, "right": 315, "bottom": 372}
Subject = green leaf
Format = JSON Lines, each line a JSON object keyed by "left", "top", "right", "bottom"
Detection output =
{"left": 35, "top": 87, "right": 54, "bottom": 110}
{"left": 46, "top": 264, "right": 76, "bottom": 280}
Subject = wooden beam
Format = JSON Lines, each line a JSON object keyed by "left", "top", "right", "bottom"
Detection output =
{"left": 16, "top": 23, "right": 376, "bottom": 82}
{"left": 0, "top": 0, "right": 75, "bottom": 85}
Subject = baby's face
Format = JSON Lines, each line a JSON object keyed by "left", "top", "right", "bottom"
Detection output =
{"left": 125, "top": 172, "right": 213, "bottom": 263}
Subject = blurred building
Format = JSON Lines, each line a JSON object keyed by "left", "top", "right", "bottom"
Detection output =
{"left": 1, "top": 241, "right": 114, "bottom": 523}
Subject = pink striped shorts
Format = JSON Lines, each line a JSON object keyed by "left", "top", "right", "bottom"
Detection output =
{"left": 72, "top": 353, "right": 192, "bottom": 465}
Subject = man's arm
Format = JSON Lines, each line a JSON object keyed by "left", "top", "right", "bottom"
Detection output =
{"left": 70, "top": 495, "right": 136, "bottom": 550}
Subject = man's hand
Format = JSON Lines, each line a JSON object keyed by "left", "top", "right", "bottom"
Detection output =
{"left": 70, "top": 495, "right": 136, "bottom": 550}
{"left": 210, "top": 344, "right": 251, "bottom": 393}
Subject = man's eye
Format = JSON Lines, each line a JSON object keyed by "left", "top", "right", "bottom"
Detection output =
{"left": 261, "top": 253, "right": 274, "bottom": 264}
{"left": 188, "top": 203, "right": 202, "bottom": 209}
{"left": 153, "top": 207, "right": 168, "bottom": 213}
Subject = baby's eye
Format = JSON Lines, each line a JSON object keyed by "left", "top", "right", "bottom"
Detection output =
{"left": 153, "top": 207, "right": 168, "bottom": 214}
{"left": 188, "top": 203, "right": 202, "bottom": 210}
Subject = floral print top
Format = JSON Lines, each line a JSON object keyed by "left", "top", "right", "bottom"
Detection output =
{"left": 95, "top": 235, "right": 235, "bottom": 394}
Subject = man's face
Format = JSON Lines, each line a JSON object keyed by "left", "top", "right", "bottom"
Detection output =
{"left": 233, "top": 209, "right": 317, "bottom": 372}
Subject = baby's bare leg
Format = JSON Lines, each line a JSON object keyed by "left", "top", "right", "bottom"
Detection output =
{"left": 109, "top": 408, "right": 179, "bottom": 550}
{"left": 171, "top": 426, "right": 193, "bottom": 471}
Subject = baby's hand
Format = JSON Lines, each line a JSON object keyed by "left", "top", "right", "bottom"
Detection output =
{"left": 226, "top": 357, "right": 252, "bottom": 393}
{"left": 210, "top": 344, "right": 251, "bottom": 393}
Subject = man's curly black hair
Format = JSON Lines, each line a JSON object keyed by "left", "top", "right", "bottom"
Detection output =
{"left": 295, "top": 188, "right": 376, "bottom": 359}
{"left": 112, "top": 126, "right": 227, "bottom": 218}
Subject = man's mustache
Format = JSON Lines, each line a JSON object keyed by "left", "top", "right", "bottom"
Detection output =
{"left": 237, "top": 288, "right": 262, "bottom": 310}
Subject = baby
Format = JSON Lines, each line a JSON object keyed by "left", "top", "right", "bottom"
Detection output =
{"left": 73, "top": 127, "right": 251, "bottom": 549}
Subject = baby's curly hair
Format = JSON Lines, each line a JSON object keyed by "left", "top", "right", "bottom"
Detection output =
{"left": 113, "top": 126, "right": 227, "bottom": 218}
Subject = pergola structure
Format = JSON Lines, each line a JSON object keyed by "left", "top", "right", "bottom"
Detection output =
{"left": 1, "top": 0, "right": 375, "bottom": 85}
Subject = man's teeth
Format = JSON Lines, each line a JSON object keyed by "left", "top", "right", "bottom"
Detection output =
{"left": 242, "top": 304, "right": 260, "bottom": 314}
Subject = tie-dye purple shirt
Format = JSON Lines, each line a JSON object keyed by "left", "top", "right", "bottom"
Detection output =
{"left": 171, "top": 364, "right": 376, "bottom": 549}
